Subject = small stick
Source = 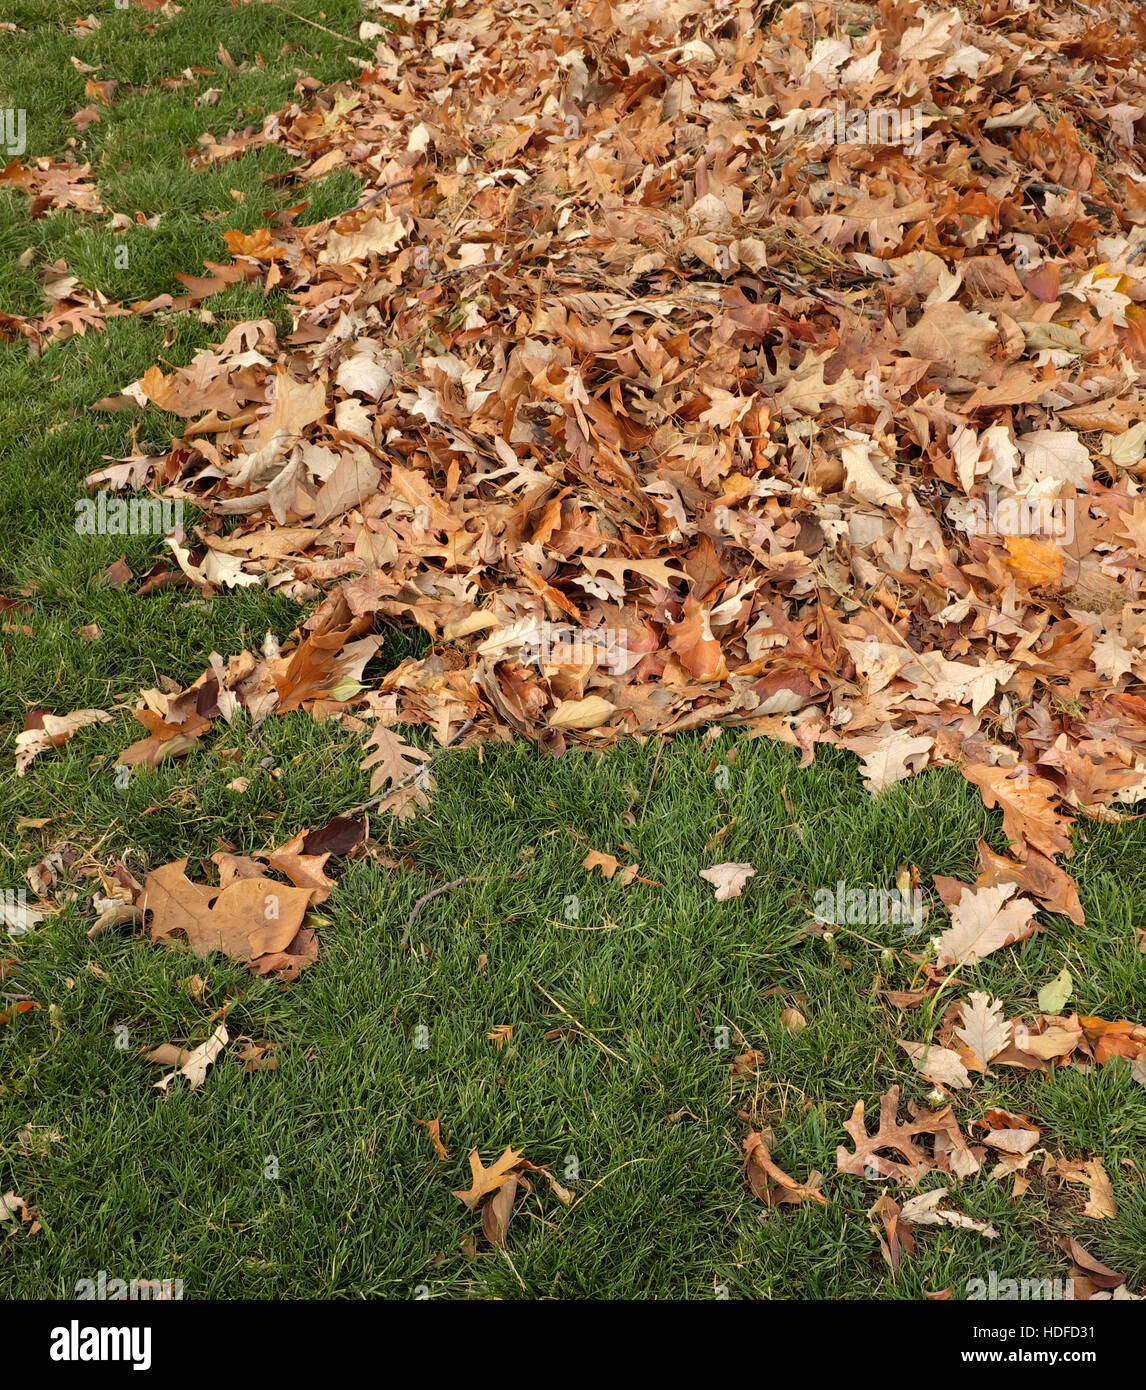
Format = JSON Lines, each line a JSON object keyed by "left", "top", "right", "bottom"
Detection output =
{"left": 401, "top": 876, "right": 483, "bottom": 947}
{"left": 498, "top": 1245, "right": 528, "bottom": 1293}
{"left": 531, "top": 978, "right": 625, "bottom": 1062}
{"left": 279, "top": 8, "right": 364, "bottom": 44}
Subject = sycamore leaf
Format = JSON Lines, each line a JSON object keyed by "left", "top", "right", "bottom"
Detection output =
{"left": 143, "top": 860, "right": 314, "bottom": 979}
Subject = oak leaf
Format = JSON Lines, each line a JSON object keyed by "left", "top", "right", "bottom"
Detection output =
{"left": 935, "top": 882, "right": 1037, "bottom": 967}
{"left": 452, "top": 1145, "right": 525, "bottom": 1208}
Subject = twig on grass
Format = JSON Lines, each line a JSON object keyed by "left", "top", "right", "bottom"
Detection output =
{"left": 531, "top": 978, "right": 625, "bottom": 1062}
{"left": 279, "top": 8, "right": 365, "bottom": 44}
{"left": 401, "top": 876, "right": 485, "bottom": 947}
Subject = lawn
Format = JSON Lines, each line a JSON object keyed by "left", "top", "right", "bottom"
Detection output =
{"left": 1, "top": 0, "right": 1145, "bottom": 1302}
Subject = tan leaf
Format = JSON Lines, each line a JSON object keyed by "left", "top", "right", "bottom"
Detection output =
{"left": 668, "top": 595, "right": 729, "bottom": 682}
{"left": 15, "top": 709, "right": 112, "bottom": 776}
{"left": 743, "top": 1130, "right": 826, "bottom": 1206}
{"left": 481, "top": 1172, "right": 519, "bottom": 1246}
{"left": 153, "top": 1024, "right": 229, "bottom": 1092}
{"left": 143, "top": 860, "right": 313, "bottom": 977}
{"left": 935, "top": 883, "right": 1037, "bottom": 967}
{"left": 962, "top": 763, "right": 1074, "bottom": 861}
{"left": 419, "top": 1117, "right": 449, "bottom": 1161}
{"left": 699, "top": 861, "right": 755, "bottom": 901}
{"left": 582, "top": 849, "right": 619, "bottom": 877}
{"left": 898, "top": 1041, "right": 973, "bottom": 1089}
{"left": 547, "top": 696, "right": 615, "bottom": 729}
{"left": 954, "top": 992, "right": 1011, "bottom": 1069}
{"left": 452, "top": 1145, "right": 525, "bottom": 1208}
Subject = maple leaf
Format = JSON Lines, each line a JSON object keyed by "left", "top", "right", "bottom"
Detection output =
{"left": 899, "top": 302, "right": 998, "bottom": 383}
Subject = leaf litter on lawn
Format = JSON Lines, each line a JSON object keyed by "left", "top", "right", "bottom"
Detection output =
{"left": 9, "top": 0, "right": 1146, "bottom": 1286}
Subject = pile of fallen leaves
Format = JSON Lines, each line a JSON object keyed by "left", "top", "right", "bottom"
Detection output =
{"left": 9, "top": 0, "right": 1146, "bottom": 922}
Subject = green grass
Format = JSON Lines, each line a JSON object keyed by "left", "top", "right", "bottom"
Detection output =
{"left": 1, "top": 0, "right": 1145, "bottom": 1301}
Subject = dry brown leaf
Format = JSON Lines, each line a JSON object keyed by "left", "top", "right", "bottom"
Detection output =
{"left": 15, "top": 709, "right": 111, "bottom": 775}
{"left": 954, "top": 992, "right": 1011, "bottom": 1070}
{"left": 935, "top": 883, "right": 1037, "bottom": 968}
{"left": 143, "top": 859, "right": 314, "bottom": 979}
{"left": 153, "top": 1024, "right": 228, "bottom": 1092}
{"left": 699, "top": 861, "right": 755, "bottom": 901}
{"left": 452, "top": 1145, "right": 525, "bottom": 1209}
